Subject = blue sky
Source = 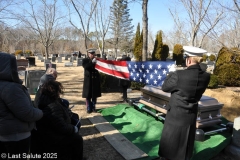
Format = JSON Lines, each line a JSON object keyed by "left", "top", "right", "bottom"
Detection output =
{"left": 128, "top": 0, "right": 174, "bottom": 35}
{"left": 10, "top": 0, "right": 174, "bottom": 36}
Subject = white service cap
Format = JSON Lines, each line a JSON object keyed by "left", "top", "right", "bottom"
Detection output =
{"left": 183, "top": 46, "right": 207, "bottom": 57}
{"left": 87, "top": 48, "right": 97, "bottom": 54}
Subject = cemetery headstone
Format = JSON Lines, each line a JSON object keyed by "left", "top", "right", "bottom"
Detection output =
{"left": 65, "top": 62, "right": 73, "bottom": 67}
{"left": 77, "top": 58, "right": 83, "bottom": 66}
{"left": 70, "top": 57, "right": 73, "bottom": 62}
{"left": 59, "top": 54, "right": 64, "bottom": 57}
{"left": 25, "top": 70, "right": 45, "bottom": 95}
{"left": 17, "top": 54, "right": 21, "bottom": 59}
{"left": 57, "top": 57, "right": 62, "bottom": 63}
{"left": 102, "top": 53, "right": 106, "bottom": 60}
{"left": 44, "top": 59, "right": 51, "bottom": 63}
{"left": 107, "top": 55, "right": 114, "bottom": 60}
{"left": 38, "top": 55, "right": 44, "bottom": 60}
{"left": 52, "top": 57, "right": 56, "bottom": 62}
{"left": 26, "top": 57, "right": 36, "bottom": 66}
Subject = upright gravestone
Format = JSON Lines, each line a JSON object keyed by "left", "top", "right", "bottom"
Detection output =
{"left": 38, "top": 55, "right": 44, "bottom": 60}
{"left": 25, "top": 70, "right": 45, "bottom": 95}
{"left": 44, "top": 59, "right": 51, "bottom": 67}
{"left": 225, "top": 117, "right": 240, "bottom": 159}
{"left": 107, "top": 56, "right": 114, "bottom": 60}
{"left": 102, "top": 54, "right": 106, "bottom": 60}
{"left": 57, "top": 57, "right": 62, "bottom": 63}
{"left": 65, "top": 56, "right": 68, "bottom": 60}
{"left": 70, "top": 57, "right": 73, "bottom": 62}
{"left": 59, "top": 54, "right": 64, "bottom": 57}
{"left": 77, "top": 58, "right": 83, "bottom": 66}
{"left": 17, "top": 54, "right": 21, "bottom": 59}
{"left": 26, "top": 57, "right": 36, "bottom": 66}
{"left": 52, "top": 57, "right": 56, "bottom": 62}
{"left": 65, "top": 62, "right": 73, "bottom": 67}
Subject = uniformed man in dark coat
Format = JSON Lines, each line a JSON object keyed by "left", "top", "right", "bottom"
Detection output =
{"left": 82, "top": 49, "right": 101, "bottom": 113}
{"left": 158, "top": 46, "right": 210, "bottom": 160}
{"left": 119, "top": 55, "right": 131, "bottom": 102}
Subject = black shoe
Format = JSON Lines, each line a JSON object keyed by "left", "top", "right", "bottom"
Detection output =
{"left": 87, "top": 110, "right": 92, "bottom": 114}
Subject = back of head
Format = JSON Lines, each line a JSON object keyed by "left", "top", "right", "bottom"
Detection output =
{"left": 87, "top": 48, "right": 96, "bottom": 58}
{"left": 183, "top": 46, "right": 207, "bottom": 64}
{"left": 121, "top": 55, "right": 131, "bottom": 61}
{"left": 46, "top": 68, "right": 57, "bottom": 78}
{"left": 41, "top": 80, "right": 64, "bottom": 101}
{"left": 0, "top": 52, "right": 22, "bottom": 84}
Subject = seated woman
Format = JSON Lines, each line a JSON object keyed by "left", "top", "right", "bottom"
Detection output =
{"left": 31, "top": 80, "right": 83, "bottom": 160}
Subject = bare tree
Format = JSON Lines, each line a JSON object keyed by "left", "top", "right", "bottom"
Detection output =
{"left": 64, "top": 0, "right": 98, "bottom": 52}
{"left": 234, "top": 0, "right": 240, "bottom": 12}
{"left": 19, "top": 0, "right": 64, "bottom": 58}
{"left": 93, "top": 0, "right": 110, "bottom": 56}
{"left": 129, "top": 0, "right": 148, "bottom": 61}
{"left": 169, "top": 0, "right": 225, "bottom": 48}
{"left": 0, "top": 0, "right": 19, "bottom": 26}
{"left": 148, "top": 28, "right": 155, "bottom": 52}
{"left": 0, "top": 0, "right": 22, "bottom": 51}
{"left": 215, "top": 0, "right": 240, "bottom": 48}
{"left": 142, "top": 0, "right": 148, "bottom": 61}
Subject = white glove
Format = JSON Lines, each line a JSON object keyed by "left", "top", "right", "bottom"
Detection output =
{"left": 169, "top": 65, "right": 176, "bottom": 72}
{"left": 74, "top": 126, "right": 79, "bottom": 133}
{"left": 92, "top": 58, "right": 97, "bottom": 63}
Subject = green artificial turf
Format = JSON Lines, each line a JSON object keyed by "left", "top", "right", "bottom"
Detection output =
{"left": 99, "top": 104, "right": 232, "bottom": 160}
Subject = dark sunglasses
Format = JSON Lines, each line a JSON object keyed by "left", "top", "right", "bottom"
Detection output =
{"left": 183, "top": 54, "right": 189, "bottom": 59}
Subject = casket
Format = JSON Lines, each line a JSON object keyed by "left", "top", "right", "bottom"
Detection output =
{"left": 140, "top": 85, "right": 223, "bottom": 129}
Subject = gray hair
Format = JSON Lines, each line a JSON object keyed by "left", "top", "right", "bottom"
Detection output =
{"left": 46, "top": 68, "right": 57, "bottom": 75}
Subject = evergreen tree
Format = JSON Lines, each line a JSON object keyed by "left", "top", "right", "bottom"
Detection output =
{"left": 209, "top": 54, "right": 216, "bottom": 61}
{"left": 202, "top": 54, "right": 208, "bottom": 62}
{"left": 133, "top": 23, "right": 142, "bottom": 61}
{"left": 152, "top": 31, "right": 163, "bottom": 61}
{"left": 109, "top": 0, "right": 134, "bottom": 57}
{"left": 161, "top": 44, "right": 169, "bottom": 61}
{"left": 173, "top": 44, "right": 184, "bottom": 66}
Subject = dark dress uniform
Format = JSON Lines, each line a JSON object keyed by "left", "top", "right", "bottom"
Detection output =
{"left": 82, "top": 57, "right": 101, "bottom": 112}
{"left": 119, "top": 55, "right": 131, "bottom": 102}
{"left": 158, "top": 64, "right": 210, "bottom": 160}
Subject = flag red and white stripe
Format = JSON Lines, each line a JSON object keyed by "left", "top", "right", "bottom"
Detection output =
{"left": 95, "top": 58, "right": 129, "bottom": 80}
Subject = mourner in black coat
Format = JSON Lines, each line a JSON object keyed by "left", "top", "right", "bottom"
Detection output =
{"left": 32, "top": 80, "right": 83, "bottom": 160}
{"left": 82, "top": 49, "right": 101, "bottom": 113}
{"left": 119, "top": 55, "right": 131, "bottom": 102}
{"left": 158, "top": 46, "right": 210, "bottom": 160}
